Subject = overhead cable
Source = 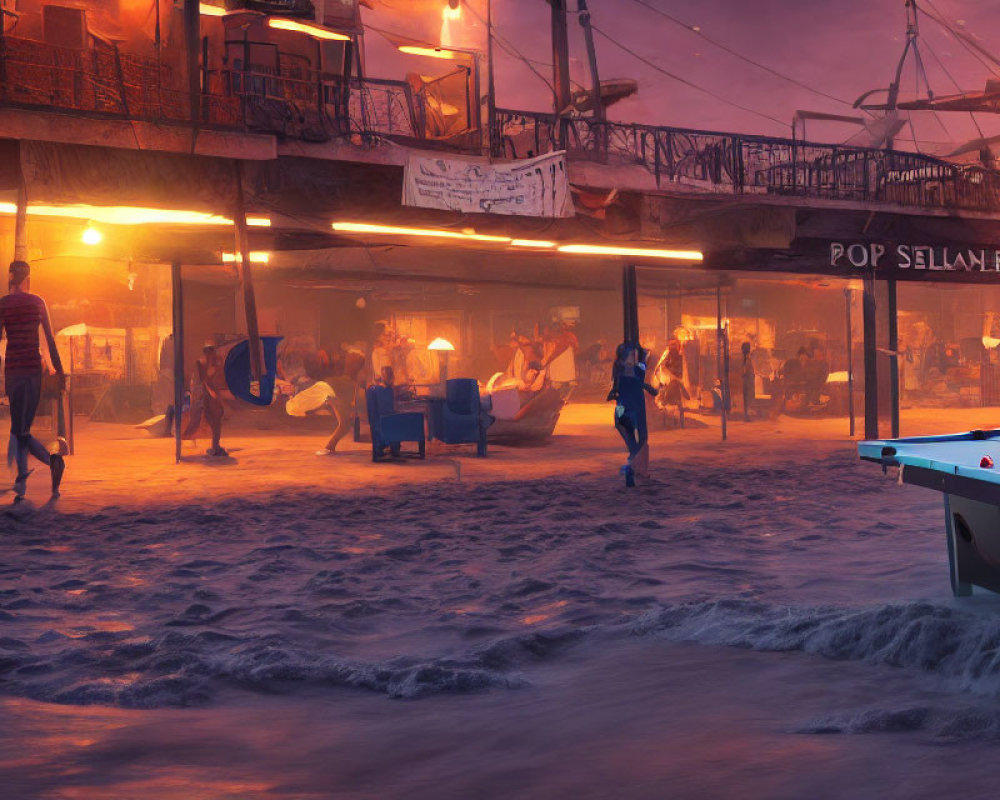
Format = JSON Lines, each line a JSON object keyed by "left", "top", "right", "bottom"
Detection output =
{"left": 625, "top": 0, "right": 853, "bottom": 107}
{"left": 590, "top": 24, "right": 788, "bottom": 129}
{"left": 920, "top": 35, "right": 985, "bottom": 140}
{"left": 918, "top": 0, "right": 1000, "bottom": 77}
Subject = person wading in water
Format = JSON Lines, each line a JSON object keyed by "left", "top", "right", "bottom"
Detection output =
{"left": 608, "top": 342, "right": 657, "bottom": 487}
{"left": 0, "top": 260, "right": 66, "bottom": 501}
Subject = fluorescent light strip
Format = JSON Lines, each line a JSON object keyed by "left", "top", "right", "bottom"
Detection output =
{"left": 0, "top": 203, "right": 270, "bottom": 228}
{"left": 558, "top": 244, "right": 704, "bottom": 261}
{"left": 511, "top": 239, "right": 557, "bottom": 249}
{"left": 268, "top": 18, "right": 351, "bottom": 41}
{"left": 199, "top": 3, "right": 227, "bottom": 16}
{"left": 398, "top": 45, "right": 458, "bottom": 60}
{"left": 333, "top": 222, "right": 511, "bottom": 244}
{"left": 222, "top": 252, "right": 271, "bottom": 264}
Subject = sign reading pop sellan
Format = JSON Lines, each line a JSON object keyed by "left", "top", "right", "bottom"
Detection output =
{"left": 831, "top": 242, "right": 1000, "bottom": 272}
{"left": 403, "top": 151, "right": 573, "bottom": 218}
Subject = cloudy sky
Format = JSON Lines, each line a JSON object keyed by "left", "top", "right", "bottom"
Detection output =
{"left": 363, "top": 0, "right": 1000, "bottom": 154}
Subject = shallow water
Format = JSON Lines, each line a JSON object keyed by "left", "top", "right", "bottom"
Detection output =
{"left": 3, "top": 444, "right": 1000, "bottom": 797}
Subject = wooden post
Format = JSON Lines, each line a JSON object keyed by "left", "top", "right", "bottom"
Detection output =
{"left": 233, "top": 160, "right": 262, "bottom": 382}
{"left": 863, "top": 271, "right": 879, "bottom": 440}
{"left": 171, "top": 261, "right": 185, "bottom": 464}
{"left": 845, "top": 287, "right": 855, "bottom": 438}
{"left": 550, "top": 0, "right": 571, "bottom": 146}
{"left": 486, "top": 0, "right": 496, "bottom": 156}
{"left": 622, "top": 263, "right": 638, "bottom": 344}
{"left": 888, "top": 278, "right": 900, "bottom": 439}
{"left": 68, "top": 337, "right": 75, "bottom": 456}
{"left": 577, "top": 0, "right": 604, "bottom": 122}
{"left": 717, "top": 284, "right": 727, "bottom": 442}
{"left": 183, "top": 0, "right": 201, "bottom": 145}
{"left": 14, "top": 175, "right": 27, "bottom": 262}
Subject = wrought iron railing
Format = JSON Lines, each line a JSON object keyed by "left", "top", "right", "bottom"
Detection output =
{"left": 492, "top": 108, "right": 1000, "bottom": 213}
{"left": 0, "top": 35, "right": 433, "bottom": 144}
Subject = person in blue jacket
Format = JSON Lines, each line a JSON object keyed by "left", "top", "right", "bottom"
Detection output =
{"left": 607, "top": 342, "right": 658, "bottom": 487}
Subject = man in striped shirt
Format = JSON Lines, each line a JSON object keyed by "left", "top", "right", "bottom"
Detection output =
{"left": 1, "top": 260, "right": 65, "bottom": 500}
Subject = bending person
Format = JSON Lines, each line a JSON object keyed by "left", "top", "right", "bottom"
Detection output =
{"left": 607, "top": 342, "right": 657, "bottom": 487}
{"left": 184, "top": 341, "right": 229, "bottom": 457}
{"left": 1, "top": 260, "right": 66, "bottom": 500}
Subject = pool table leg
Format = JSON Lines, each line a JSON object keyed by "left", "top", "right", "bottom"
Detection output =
{"left": 943, "top": 495, "right": 973, "bottom": 597}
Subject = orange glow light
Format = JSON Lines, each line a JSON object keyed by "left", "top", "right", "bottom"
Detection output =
{"left": 332, "top": 222, "right": 511, "bottom": 243}
{"left": 199, "top": 2, "right": 226, "bottom": 16}
{"left": 511, "top": 239, "right": 557, "bottom": 249}
{"left": 558, "top": 244, "right": 704, "bottom": 261}
{"left": 427, "top": 337, "right": 456, "bottom": 351}
{"left": 398, "top": 45, "right": 460, "bottom": 60}
{"left": 0, "top": 203, "right": 272, "bottom": 228}
{"left": 222, "top": 252, "right": 270, "bottom": 264}
{"left": 268, "top": 18, "right": 351, "bottom": 41}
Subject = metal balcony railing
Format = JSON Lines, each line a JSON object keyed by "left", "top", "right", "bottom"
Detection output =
{"left": 492, "top": 108, "right": 1000, "bottom": 214}
{"left": 0, "top": 34, "right": 431, "bottom": 144}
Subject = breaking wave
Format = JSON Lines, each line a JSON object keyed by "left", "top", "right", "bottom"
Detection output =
{"left": 0, "top": 627, "right": 589, "bottom": 708}
{"left": 631, "top": 598, "right": 1000, "bottom": 693}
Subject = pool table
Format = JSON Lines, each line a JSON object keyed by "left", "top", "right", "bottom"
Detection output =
{"left": 859, "top": 429, "right": 1000, "bottom": 596}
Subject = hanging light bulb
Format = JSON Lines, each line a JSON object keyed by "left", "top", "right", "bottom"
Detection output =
{"left": 82, "top": 227, "right": 103, "bottom": 246}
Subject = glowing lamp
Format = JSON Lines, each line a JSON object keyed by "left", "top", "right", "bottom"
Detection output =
{"left": 199, "top": 3, "right": 226, "bottom": 15}
{"left": 81, "top": 227, "right": 103, "bottom": 246}
{"left": 428, "top": 338, "right": 456, "bottom": 351}
{"left": 268, "top": 18, "right": 351, "bottom": 41}
{"left": 398, "top": 45, "right": 459, "bottom": 60}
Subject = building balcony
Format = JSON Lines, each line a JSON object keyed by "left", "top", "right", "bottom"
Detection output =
{"left": 0, "top": 31, "right": 481, "bottom": 152}
{"left": 492, "top": 109, "right": 1000, "bottom": 215}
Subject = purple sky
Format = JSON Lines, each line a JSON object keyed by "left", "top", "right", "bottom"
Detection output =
{"left": 364, "top": 0, "right": 1000, "bottom": 153}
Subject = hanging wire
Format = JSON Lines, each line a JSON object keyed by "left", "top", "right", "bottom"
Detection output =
{"left": 590, "top": 24, "right": 788, "bottom": 128}
{"left": 920, "top": 35, "right": 985, "bottom": 140}
{"left": 918, "top": 0, "right": 1000, "bottom": 78}
{"left": 624, "top": 0, "right": 854, "bottom": 107}
{"left": 459, "top": 0, "right": 557, "bottom": 97}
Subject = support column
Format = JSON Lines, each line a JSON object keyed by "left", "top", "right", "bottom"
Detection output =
{"left": 717, "top": 285, "right": 728, "bottom": 442}
{"left": 577, "top": 0, "right": 604, "bottom": 122}
{"left": 550, "top": 0, "right": 571, "bottom": 146}
{"left": 234, "top": 160, "right": 261, "bottom": 382}
{"left": 183, "top": 0, "right": 200, "bottom": 134}
{"left": 14, "top": 168, "right": 27, "bottom": 262}
{"left": 863, "top": 271, "right": 879, "bottom": 440}
{"left": 622, "top": 263, "right": 638, "bottom": 344}
{"left": 845, "top": 287, "right": 855, "bottom": 438}
{"left": 888, "top": 278, "right": 900, "bottom": 439}
{"left": 171, "top": 261, "right": 185, "bottom": 464}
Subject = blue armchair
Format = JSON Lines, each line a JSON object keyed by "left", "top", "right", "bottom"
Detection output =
{"left": 431, "top": 378, "right": 492, "bottom": 457}
{"left": 365, "top": 385, "right": 425, "bottom": 461}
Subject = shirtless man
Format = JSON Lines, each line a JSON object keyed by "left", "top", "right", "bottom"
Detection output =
{"left": 0, "top": 261, "right": 66, "bottom": 500}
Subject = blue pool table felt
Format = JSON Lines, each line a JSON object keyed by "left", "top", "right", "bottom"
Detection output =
{"left": 858, "top": 429, "right": 1000, "bottom": 484}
